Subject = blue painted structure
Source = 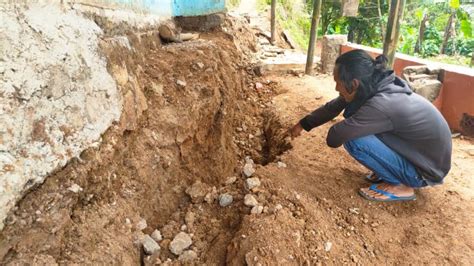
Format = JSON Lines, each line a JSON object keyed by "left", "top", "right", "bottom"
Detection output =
{"left": 172, "top": 0, "right": 225, "bottom": 16}
{"left": 108, "top": 0, "right": 226, "bottom": 16}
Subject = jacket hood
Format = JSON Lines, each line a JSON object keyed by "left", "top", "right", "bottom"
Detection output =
{"left": 376, "top": 71, "right": 413, "bottom": 95}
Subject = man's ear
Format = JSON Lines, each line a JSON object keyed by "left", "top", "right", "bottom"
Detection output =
{"left": 350, "top": 79, "right": 360, "bottom": 95}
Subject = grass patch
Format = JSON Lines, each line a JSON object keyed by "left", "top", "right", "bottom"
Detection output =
{"left": 257, "top": 0, "right": 312, "bottom": 50}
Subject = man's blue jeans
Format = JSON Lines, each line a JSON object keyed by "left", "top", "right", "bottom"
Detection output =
{"left": 344, "top": 135, "right": 427, "bottom": 188}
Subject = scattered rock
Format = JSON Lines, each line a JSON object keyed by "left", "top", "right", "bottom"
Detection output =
{"left": 255, "top": 82, "right": 263, "bottom": 90}
{"left": 196, "top": 62, "right": 204, "bottom": 69}
{"left": 218, "top": 193, "right": 233, "bottom": 207}
{"left": 185, "top": 181, "right": 209, "bottom": 203}
{"left": 142, "top": 235, "right": 160, "bottom": 255}
{"left": 324, "top": 241, "right": 333, "bottom": 252}
{"left": 178, "top": 250, "right": 198, "bottom": 262}
{"left": 245, "top": 177, "right": 261, "bottom": 190}
{"left": 251, "top": 205, "right": 264, "bottom": 214}
{"left": 151, "top": 230, "right": 162, "bottom": 242}
{"left": 349, "top": 207, "right": 360, "bottom": 215}
{"left": 185, "top": 211, "right": 195, "bottom": 227}
{"left": 224, "top": 176, "right": 237, "bottom": 185}
{"left": 204, "top": 186, "right": 217, "bottom": 204}
{"left": 242, "top": 163, "right": 255, "bottom": 178}
{"left": 244, "top": 194, "right": 258, "bottom": 207}
{"left": 277, "top": 161, "right": 287, "bottom": 168}
{"left": 176, "top": 79, "right": 187, "bottom": 87}
{"left": 170, "top": 232, "right": 193, "bottom": 255}
{"left": 67, "top": 184, "right": 82, "bottom": 193}
{"left": 136, "top": 218, "right": 147, "bottom": 231}
{"left": 275, "top": 204, "right": 283, "bottom": 210}
{"left": 180, "top": 225, "right": 187, "bottom": 231}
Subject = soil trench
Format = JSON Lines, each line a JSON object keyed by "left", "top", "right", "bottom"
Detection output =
{"left": 0, "top": 16, "right": 291, "bottom": 265}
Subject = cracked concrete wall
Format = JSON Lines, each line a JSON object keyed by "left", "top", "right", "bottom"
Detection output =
{"left": 0, "top": 3, "right": 122, "bottom": 230}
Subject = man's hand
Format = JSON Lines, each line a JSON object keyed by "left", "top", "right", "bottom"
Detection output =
{"left": 289, "top": 123, "right": 304, "bottom": 140}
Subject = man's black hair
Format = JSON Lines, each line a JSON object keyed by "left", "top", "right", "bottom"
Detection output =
{"left": 335, "top": 49, "right": 390, "bottom": 117}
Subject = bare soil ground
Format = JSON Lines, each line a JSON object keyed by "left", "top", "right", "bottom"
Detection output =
{"left": 0, "top": 15, "right": 473, "bottom": 266}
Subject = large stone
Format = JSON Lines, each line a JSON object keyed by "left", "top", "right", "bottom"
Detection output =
{"left": 169, "top": 232, "right": 193, "bottom": 255}
{"left": 178, "top": 250, "right": 198, "bottom": 262}
{"left": 142, "top": 235, "right": 160, "bottom": 255}
{"left": 402, "top": 66, "right": 443, "bottom": 102}
{"left": 245, "top": 177, "right": 261, "bottom": 190}
{"left": 321, "top": 35, "right": 348, "bottom": 74}
{"left": 242, "top": 163, "right": 255, "bottom": 178}
{"left": 410, "top": 79, "right": 442, "bottom": 102}
{"left": 244, "top": 194, "right": 258, "bottom": 207}
{"left": 185, "top": 181, "right": 209, "bottom": 203}
{"left": 218, "top": 193, "right": 233, "bottom": 207}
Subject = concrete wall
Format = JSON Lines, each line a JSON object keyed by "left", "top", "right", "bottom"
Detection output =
{"left": 341, "top": 43, "right": 474, "bottom": 133}
{"left": 0, "top": 3, "right": 123, "bottom": 230}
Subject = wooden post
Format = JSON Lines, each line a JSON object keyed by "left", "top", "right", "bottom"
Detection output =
{"left": 305, "top": 0, "right": 322, "bottom": 75}
{"left": 270, "top": 0, "right": 276, "bottom": 44}
{"left": 383, "top": 0, "right": 405, "bottom": 69}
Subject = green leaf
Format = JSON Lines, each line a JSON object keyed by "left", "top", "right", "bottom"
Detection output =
{"left": 449, "top": 0, "right": 460, "bottom": 9}
{"left": 460, "top": 19, "right": 472, "bottom": 38}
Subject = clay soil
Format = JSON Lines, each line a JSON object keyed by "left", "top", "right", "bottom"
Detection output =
{"left": 1, "top": 16, "right": 474, "bottom": 266}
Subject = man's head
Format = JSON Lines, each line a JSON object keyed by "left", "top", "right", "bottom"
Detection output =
{"left": 333, "top": 49, "right": 387, "bottom": 102}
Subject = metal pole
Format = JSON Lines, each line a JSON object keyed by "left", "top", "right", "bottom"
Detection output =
{"left": 305, "top": 0, "right": 322, "bottom": 75}
{"left": 383, "top": 0, "right": 405, "bottom": 69}
{"left": 271, "top": 0, "right": 277, "bottom": 44}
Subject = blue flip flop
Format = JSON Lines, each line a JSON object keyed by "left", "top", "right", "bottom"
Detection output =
{"left": 358, "top": 184, "right": 416, "bottom": 202}
{"left": 365, "top": 173, "right": 383, "bottom": 183}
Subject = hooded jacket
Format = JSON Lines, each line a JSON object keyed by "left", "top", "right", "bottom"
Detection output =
{"left": 299, "top": 73, "right": 452, "bottom": 183}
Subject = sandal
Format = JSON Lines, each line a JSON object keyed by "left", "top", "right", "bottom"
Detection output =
{"left": 358, "top": 184, "right": 416, "bottom": 202}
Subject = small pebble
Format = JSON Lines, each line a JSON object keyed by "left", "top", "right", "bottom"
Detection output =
{"left": 218, "top": 193, "right": 233, "bottom": 207}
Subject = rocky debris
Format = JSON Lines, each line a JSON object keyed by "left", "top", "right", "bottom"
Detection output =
{"left": 277, "top": 161, "right": 287, "bottom": 168}
{"left": 178, "top": 250, "right": 198, "bottom": 262}
{"left": 169, "top": 232, "right": 193, "bottom": 255}
{"left": 142, "top": 235, "right": 161, "bottom": 255}
{"left": 349, "top": 207, "right": 360, "bottom": 215}
{"left": 218, "top": 193, "right": 233, "bottom": 207}
{"left": 255, "top": 82, "right": 263, "bottom": 90}
{"left": 242, "top": 162, "right": 255, "bottom": 178}
{"left": 244, "top": 194, "right": 258, "bottom": 207}
{"left": 245, "top": 177, "right": 261, "bottom": 190}
{"left": 185, "top": 181, "right": 209, "bottom": 203}
{"left": 151, "top": 230, "right": 162, "bottom": 242}
{"left": 324, "top": 241, "right": 333, "bottom": 252}
{"left": 176, "top": 79, "right": 187, "bottom": 88}
{"left": 136, "top": 218, "right": 147, "bottom": 231}
{"left": 196, "top": 62, "right": 204, "bottom": 69}
{"left": 185, "top": 211, "right": 195, "bottom": 229}
{"left": 251, "top": 205, "right": 264, "bottom": 214}
{"left": 67, "top": 184, "right": 83, "bottom": 193}
{"left": 204, "top": 186, "right": 218, "bottom": 203}
{"left": 224, "top": 176, "right": 237, "bottom": 185}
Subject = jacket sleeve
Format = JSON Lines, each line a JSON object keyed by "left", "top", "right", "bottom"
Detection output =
{"left": 326, "top": 104, "right": 393, "bottom": 148}
{"left": 299, "top": 96, "right": 347, "bottom": 131}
